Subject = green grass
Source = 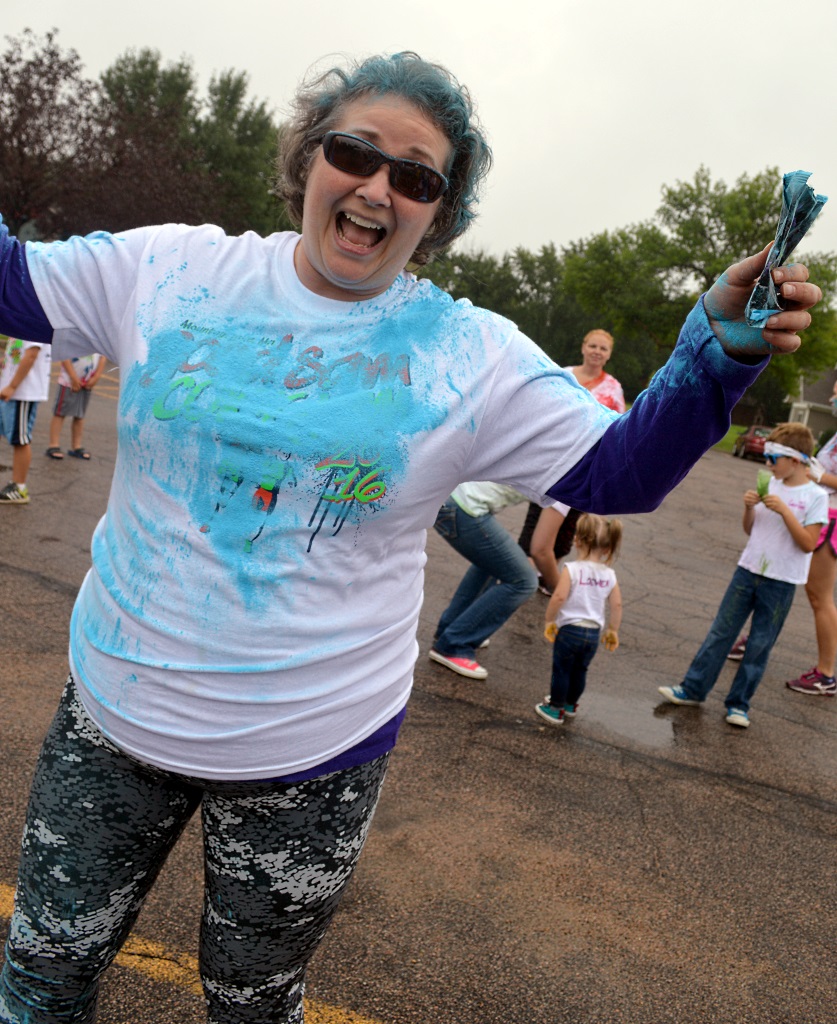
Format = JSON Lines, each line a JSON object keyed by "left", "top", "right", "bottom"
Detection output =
{"left": 714, "top": 424, "right": 746, "bottom": 454}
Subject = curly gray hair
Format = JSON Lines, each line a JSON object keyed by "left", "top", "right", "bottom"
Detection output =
{"left": 274, "top": 52, "right": 492, "bottom": 266}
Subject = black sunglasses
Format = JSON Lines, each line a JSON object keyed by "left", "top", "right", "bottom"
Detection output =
{"left": 321, "top": 131, "right": 449, "bottom": 203}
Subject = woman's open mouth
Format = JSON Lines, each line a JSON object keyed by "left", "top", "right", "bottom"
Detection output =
{"left": 337, "top": 211, "right": 387, "bottom": 249}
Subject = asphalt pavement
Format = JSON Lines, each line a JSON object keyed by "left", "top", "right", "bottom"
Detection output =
{"left": 1, "top": 382, "right": 835, "bottom": 1023}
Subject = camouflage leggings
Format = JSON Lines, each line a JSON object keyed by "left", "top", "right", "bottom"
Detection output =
{"left": 0, "top": 676, "right": 389, "bottom": 1024}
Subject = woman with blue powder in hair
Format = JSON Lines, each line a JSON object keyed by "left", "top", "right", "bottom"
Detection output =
{"left": 0, "top": 51, "right": 822, "bottom": 1023}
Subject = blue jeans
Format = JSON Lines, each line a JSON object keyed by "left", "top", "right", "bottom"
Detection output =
{"left": 433, "top": 499, "right": 537, "bottom": 658}
{"left": 550, "top": 624, "right": 600, "bottom": 706}
{"left": 680, "top": 565, "right": 795, "bottom": 712}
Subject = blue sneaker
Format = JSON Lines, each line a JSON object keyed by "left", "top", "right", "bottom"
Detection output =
{"left": 725, "top": 707, "right": 750, "bottom": 728}
{"left": 541, "top": 697, "right": 577, "bottom": 716}
{"left": 535, "top": 702, "right": 564, "bottom": 726}
{"left": 658, "top": 685, "right": 702, "bottom": 707}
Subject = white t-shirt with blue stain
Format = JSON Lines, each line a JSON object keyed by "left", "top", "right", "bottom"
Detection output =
{"left": 738, "top": 476, "right": 828, "bottom": 585}
{"left": 27, "top": 226, "right": 615, "bottom": 779}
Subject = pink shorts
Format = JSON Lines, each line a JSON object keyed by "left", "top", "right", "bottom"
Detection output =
{"left": 816, "top": 507, "right": 837, "bottom": 556}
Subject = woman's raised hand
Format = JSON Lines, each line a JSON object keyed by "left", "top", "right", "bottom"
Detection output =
{"left": 704, "top": 244, "right": 822, "bottom": 357}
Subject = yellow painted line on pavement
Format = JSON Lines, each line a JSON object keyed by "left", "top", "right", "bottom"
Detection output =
{"left": 1, "top": 883, "right": 381, "bottom": 1023}
{"left": 2, "top": 883, "right": 16, "bottom": 919}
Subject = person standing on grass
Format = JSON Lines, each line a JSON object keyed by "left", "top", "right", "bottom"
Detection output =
{"left": 659, "top": 423, "right": 827, "bottom": 729}
{"left": 46, "top": 353, "right": 107, "bottom": 460}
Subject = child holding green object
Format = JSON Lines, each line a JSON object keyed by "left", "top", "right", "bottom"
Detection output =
{"left": 659, "top": 423, "right": 828, "bottom": 728}
{"left": 729, "top": 468, "right": 779, "bottom": 659}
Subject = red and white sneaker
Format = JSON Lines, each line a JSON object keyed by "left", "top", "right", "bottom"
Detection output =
{"left": 727, "top": 634, "right": 748, "bottom": 661}
{"left": 785, "top": 667, "right": 837, "bottom": 695}
{"left": 428, "top": 650, "right": 488, "bottom": 680}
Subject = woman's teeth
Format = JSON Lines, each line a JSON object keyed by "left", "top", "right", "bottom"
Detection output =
{"left": 337, "top": 212, "right": 386, "bottom": 248}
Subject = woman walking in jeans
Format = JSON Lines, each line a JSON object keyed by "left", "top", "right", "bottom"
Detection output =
{"left": 431, "top": 482, "right": 579, "bottom": 679}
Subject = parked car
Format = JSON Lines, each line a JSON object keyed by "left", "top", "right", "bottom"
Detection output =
{"left": 732, "top": 425, "right": 772, "bottom": 460}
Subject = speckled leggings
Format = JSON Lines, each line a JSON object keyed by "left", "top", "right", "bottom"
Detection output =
{"left": 0, "top": 677, "right": 389, "bottom": 1024}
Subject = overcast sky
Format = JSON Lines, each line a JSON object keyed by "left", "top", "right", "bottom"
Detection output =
{"left": 5, "top": 0, "right": 836, "bottom": 260}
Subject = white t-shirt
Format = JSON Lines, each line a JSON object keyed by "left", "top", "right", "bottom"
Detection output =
{"left": 0, "top": 338, "right": 51, "bottom": 401}
{"left": 58, "top": 353, "right": 101, "bottom": 388}
{"left": 738, "top": 477, "right": 828, "bottom": 584}
{"left": 554, "top": 559, "right": 618, "bottom": 629}
{"left": 450, "top": 481, "right": 527, "bottom": 517}
{"left": 27, "top": 225, "right": 616, "bottom": 779}
{"left": 450, "top": 481, "right": 567, "bottom": 518}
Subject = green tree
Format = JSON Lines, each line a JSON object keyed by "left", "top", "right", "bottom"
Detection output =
{"left": 560, "top": 223, "right": 691, "bottom": 398}
{"left": 90, "top": 48, "right": 211, "bottom": 230}
{"left": 197, "top": 70, "right": 288, "bottom": 236}
{"left": 419, "top": 248, "right": 521, "bottom": 320}
{"left": 508, "top": 244, "right": 581, "bottom": 357}
{"left": 419, "top": 245, "right": 591, "bottom": 365}
{"left": 0, "top": 29, "right": 99, "bottom": 238}
{"left": 656, "top": 165, "right": 780, "bottom": 291}
{"left": 562, "top": 223, "right": 692, "bottom": 349}
{"left": 101, "top": 48, "right": 200, "bottom": 124}
{"left": 85, "top": 48, "right": 289, "bottom": 235}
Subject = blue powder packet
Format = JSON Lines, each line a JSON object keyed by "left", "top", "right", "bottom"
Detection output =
{"left": 745, "top": 170, "right": 828, "bottom": 327}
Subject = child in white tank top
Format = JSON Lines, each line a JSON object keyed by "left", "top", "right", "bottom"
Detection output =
{"left": 535, "top": 514, "right": 623, "bottom": 726}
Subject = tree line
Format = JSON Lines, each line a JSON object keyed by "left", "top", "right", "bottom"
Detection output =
{"left": 419, "top": 171, "right": 837, "bottom": 419}
{"left": 1, "top": 28, "right": 291, "bottom": 240}
{"left": 2, "top": 29, "right": 835, "bottom": 421}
